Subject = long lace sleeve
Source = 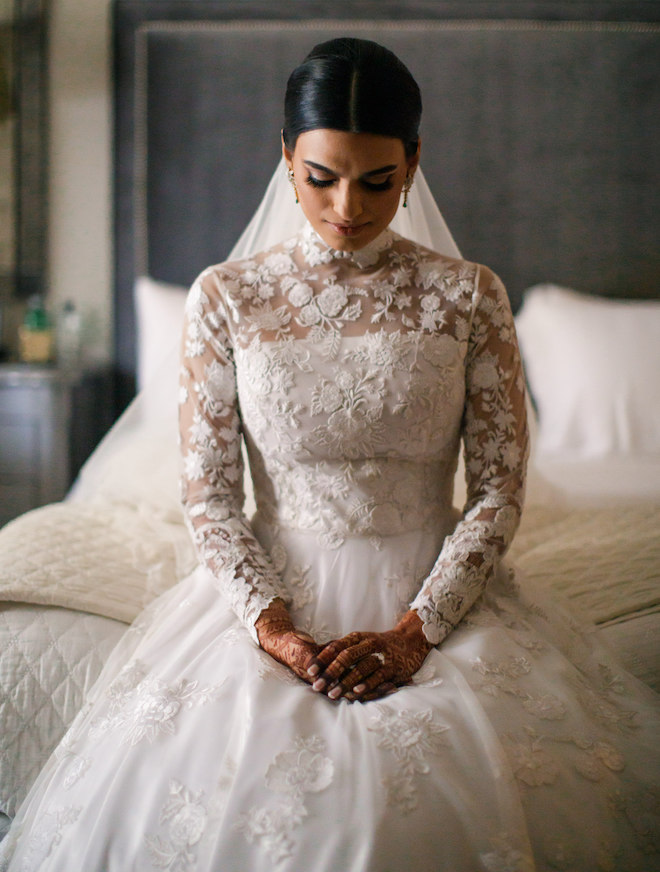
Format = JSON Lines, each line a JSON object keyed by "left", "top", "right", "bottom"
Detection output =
{"left": 179, "top": 269, "right": 291, "bottom": 641}
{"left": 410, "top": 267, "right": 529, "bottom": 644}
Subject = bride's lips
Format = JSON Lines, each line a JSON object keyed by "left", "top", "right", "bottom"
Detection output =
{"left": 326, "top": 221, "right": 369, "bottom": 237}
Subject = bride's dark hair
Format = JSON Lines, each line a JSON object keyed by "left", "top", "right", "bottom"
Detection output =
{"left": 282, "top": 38, "right": 422, "bottom": 158}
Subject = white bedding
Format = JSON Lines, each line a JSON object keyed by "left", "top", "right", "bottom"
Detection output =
{"left": 599, "top": 614, "right": 660, "bottom": 691}
{"left": 510, "top": 503, "right": 660, "bottom": 625}
{"left": 0, "top": 604, "right": 125, "bottom": 818}
{"left": 0, "top": 501, "right": 196, "bottom": 623}
{"left": 523, "top": 456, "right": 660, "bottom": 506}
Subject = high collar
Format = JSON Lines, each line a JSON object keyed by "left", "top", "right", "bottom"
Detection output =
{"left": 299, "top": 222, "right": 395, "bottom": 269}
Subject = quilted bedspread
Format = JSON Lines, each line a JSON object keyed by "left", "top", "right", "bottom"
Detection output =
{"left": 0, "top": 501, "right": 197, "bottom": 623}
{"left": 0, "top": 500, "right": 201, "bottom": 820}
{"left": 0, "top": 604, "right": 125, "bottom": 817}
{"left": 510, "top": 503, "right": 660, "bottom": 625}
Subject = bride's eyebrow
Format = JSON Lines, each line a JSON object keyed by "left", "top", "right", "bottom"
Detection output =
{"left": 303, "top": 160, "right": 399, "bottom": 177}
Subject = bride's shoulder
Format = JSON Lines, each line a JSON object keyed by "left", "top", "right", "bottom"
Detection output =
{"left": 392, "top": 232, "right": 470, "bottom": 269}
{"left": 402, "top": 235, "right": 505, "bottom": 291}
{"left": 206, "top": 234, "right": 301, "bottom": 282}
{"left": 187, "top": 235, "right": 305, "bottom": 319}
{"left": 388, "top": 234, "right": 512, "bottom": 314}
{"left": 392, "top": 233, "right": 484, "bottom": 284}
{"left": 189, "top": 236, "right": 289, "bottom": 291}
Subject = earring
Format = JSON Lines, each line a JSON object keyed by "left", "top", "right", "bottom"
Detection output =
{"left": 402, "top": 173, "right": 414, "bottom": 208}
{"left": 287, "top": 168, "right": 299, "bottom": 204}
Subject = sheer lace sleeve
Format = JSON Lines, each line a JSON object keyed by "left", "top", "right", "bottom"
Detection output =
{"left": 410, "top": 267, "right": 529, "bottom": 644}
{"left": 179, "top": 268, "right": 290, "bottom": 641}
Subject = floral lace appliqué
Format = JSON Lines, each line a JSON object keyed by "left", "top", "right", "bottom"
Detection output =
{"left": 61, "top": 753, "right": 92, "bottom": 791}
{"left": 20, "top": 805, "right": 81, "bottom": 870}
{"left": 89, "top": 660, "right": 224, "bottom": 746}
{"left": 368, "top": 705, "right": 449, "bottom": 813}
{"left": 480, "top": 832, "right": 535, "bottom": 872}
{"left": 235, "top": 735, "right": 333, "bottom": 864}
{"left": 146, "top": 780, "right": 208, "bottom": 871}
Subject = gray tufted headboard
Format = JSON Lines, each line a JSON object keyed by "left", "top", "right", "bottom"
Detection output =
{"left": 113, "top": 1, "right": 660, "bottom": 411}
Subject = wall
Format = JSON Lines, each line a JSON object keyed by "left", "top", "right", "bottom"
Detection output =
{"left": 48, "top": 0, "right": 113, "bottom": 363}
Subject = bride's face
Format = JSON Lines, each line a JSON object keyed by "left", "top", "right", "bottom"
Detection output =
{"left": 283, "top": 129, "right": 419, "bottom": 251}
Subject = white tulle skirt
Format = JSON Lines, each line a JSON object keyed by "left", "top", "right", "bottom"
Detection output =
{"left": 1, "top": 527, "right": 659, "bottom": 872}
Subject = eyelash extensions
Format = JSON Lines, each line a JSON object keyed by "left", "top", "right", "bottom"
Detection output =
{"left": 305, "top": 174, "right": 394, "bottom": 192}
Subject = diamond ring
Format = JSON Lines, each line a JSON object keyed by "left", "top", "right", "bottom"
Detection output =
{"left": 373, "top": 652, "right": 386, "bottom": 664}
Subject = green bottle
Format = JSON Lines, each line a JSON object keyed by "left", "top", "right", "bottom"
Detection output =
{"left": 19, "top": 295, "right": 54, "bottom": 362}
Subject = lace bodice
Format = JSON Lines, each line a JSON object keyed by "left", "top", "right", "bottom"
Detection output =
{"left": 179, "top": 224, "right": 528, "bottom": 644}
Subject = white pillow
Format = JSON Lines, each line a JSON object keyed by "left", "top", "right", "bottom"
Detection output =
{"left": 135, "top": 276, "right": 188, "bottom": 390}
{"left": 515, "top": 284, "right": 660, "bottom": 459}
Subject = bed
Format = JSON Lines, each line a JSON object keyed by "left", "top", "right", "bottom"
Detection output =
{"left": 1, "top": 0, "right": 659, "bottom": 839}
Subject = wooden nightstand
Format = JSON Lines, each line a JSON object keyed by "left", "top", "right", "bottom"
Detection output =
{"left": 0, "top": 364, "right": 114, "bottom": 527}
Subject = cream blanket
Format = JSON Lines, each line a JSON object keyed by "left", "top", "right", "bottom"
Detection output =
{"left": 510, "top": 503, "right": 660, "bottom": 625}
{"left": 0, "top": 502, "right": 196, "bottom": 624}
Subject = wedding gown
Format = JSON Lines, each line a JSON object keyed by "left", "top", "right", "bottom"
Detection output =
{"left": 2, "top": 224, "right": 659, "bottom": 872}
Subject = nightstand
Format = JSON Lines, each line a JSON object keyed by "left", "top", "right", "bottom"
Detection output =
{"left": 0, "top": 364, "right": 114, "bottom": 527}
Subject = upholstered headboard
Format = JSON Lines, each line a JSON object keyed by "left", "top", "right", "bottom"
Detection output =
{"left": 113, "top": 1, "right": 660, "bottom": 410}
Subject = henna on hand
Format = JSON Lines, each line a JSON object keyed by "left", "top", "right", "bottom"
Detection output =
{"left": 255, "top": 599, "right": 321, "bottom": 683}
{"left": 307, "top": 610, "right": 433, "bottom": 703}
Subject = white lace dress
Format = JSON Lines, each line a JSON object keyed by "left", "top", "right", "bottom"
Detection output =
{"left": 2, "top": 226, "right": 659, "bottom": 872}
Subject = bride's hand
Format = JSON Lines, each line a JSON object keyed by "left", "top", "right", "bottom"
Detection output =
{"left": 255, "top": 599, "right": 321, "bottom": 684}
{"left": 306, "top": 611, "right": 433, "bottom": 703}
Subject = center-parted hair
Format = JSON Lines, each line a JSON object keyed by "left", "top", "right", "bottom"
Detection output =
{"left": 283, "top": 38, "right": 422, "bottom": 157}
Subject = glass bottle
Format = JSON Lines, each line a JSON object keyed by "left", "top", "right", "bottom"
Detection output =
{"left": 57, "top": 299, "right": 82, "bottom": 370}
{"left": 18, "top": 294, "right": 54, "bottom": 363}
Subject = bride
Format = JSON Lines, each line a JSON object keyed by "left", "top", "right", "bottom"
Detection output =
{"left": 2, "top": 37, "right": 659, "bottom": 872}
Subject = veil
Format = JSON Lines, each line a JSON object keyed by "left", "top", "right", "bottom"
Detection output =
{"left": 229, "top": 158, "right": 460, "bottom": 261}
{"left": 71, "top": 159, "right": 461, "bottom": 513}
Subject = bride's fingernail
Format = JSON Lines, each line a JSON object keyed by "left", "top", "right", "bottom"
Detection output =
{"left": 353, "top": 683, "right": 366, "bottom": 694}
{"left": 313, "top": 678, "right": 326, "bottom": 691}
{"left": 328, "top": 686, "right": 342, "bottom": 699}
{"left": 307, "top": 664, "right": 320, "bottom": 677}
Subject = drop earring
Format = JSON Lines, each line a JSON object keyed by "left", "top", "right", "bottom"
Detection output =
{"left": 402, "top": 173, "right": 414, "bottom": 208}
{"left": 287, "top": 168, "right": 299, "bottom": 204}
